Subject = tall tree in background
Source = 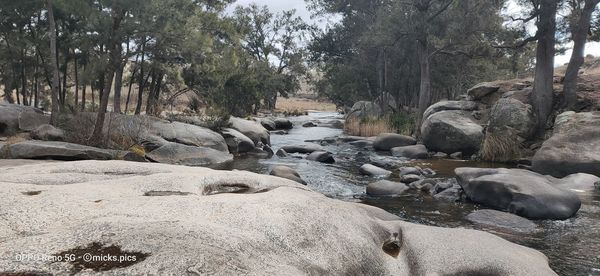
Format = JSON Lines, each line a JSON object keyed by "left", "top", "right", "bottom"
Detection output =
{"left": 48, "top": 0, "right": 61, "bottom": 126}
{"left": 563, "top": 0, "right": 600, "bottom": 109}
{"left": 530, "top": 0, "right": 558, "bottom": 136}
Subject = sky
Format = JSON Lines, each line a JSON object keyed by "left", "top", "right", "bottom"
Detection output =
{"left": 226, "top": 0, "right": 600, "bottom": 66}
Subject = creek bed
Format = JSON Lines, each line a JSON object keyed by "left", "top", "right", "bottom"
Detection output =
{"left": 225, "top": 111, "right": 600, "bottom": 276}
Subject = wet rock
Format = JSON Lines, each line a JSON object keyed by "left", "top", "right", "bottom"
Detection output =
{"left": 338, "top": 135, "right": 373, "bottom": 143}
{"left": 359, "top": 164, "right": 392, "bottom": 177}
{"left": 552, "top": 173, "right": 600, "bottom": 192}
{"left": 271, "top": 130, "right": 288, "bottom": 135}
{"left": 431, "top": 179, "right": 456, "bottom": 194}
{"left": 421, "top": 111, "right": 483, "bottom": 155}
{"left": 532, "top": 111, "right": 600, "bottom": 177}
{"left": 0, "top": 160, "right": 558, "bottom": 275}
{"left": 349, "top": 139, "right": 373, "bottom": 148}
{"left": 455, "top": 168, "right": 581, "bottom": 220}
{"left": 421, "top": 168, "right": 436, "bottom": 176}
{"left": 433, "top": 184, "right": 464, "bottom": 202}
{"left": 391, "top": 145, "right": 429, "bottom": 159}
{"left": 247, "top": 143, "right": 274, "bottom": 159}
{"left": 324, "top": 120, "right": 344, "bottom": 129}
{"left": 276, "top": 148, "right": 288, "bottom": 157}
{"left": 399, "top": 167, "right": 422, "bottom": 176}
{"left": 274, "top": 118, "right": 293, "bottom": 130}
{"left": 302, "top": 122, "right": 317, "bottom": 128}
{"left": 449, "top": 152, "right": 463, "bottom": 159}
{"left": 229, "top": 117, "right": 270, "bottom": 146}
{"left": 422, "top": 100, "right": 478, "bottom": 120}
{"left": 369, "top": 156, "right": 404, "bottom": 169}
{"left": 269, "top": 165, "right": 307, "bottom": 185}
{"left": 432, "top": 152, "right": 448, "bottom": 158}
{"left": 409, "top": 179, "right": 436, "bottom": 192}
{"left": 466, "top": 209, "right": 538, "bottom": 233}
{"left": 260, "top": 118, "right": 276, "bottom": 130}
{"left": 306, "top": 151, "right": 335, "bottom": 164}
{"left": 3, "top": 140, "right": 117, "bottom": 160}
{"left": 280, "top": 144, "right": 325, "bottom": 154}
{"left": 31, "top": 124, "right": 65, "bottom": 141}
{"left": 146, "top": 142, "right": 233, "bottom": 167}
{"left": 373, "top": 133, "right": 417, "bottom": 151}
{"left": 467, "top": 82, "right": 500, "bottom": 100}
{"left": 367, "top": 180, "right": 409, "bottom": 196}
{"left": 400, "top": 174, "right": 422, "bottom": 184}
{"left": 221, "top": 128, "right": 255, "bottom": 154}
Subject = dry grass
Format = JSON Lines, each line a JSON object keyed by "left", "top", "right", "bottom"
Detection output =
{"left": 481, "top": 130, "right": 524, "bottom": 162}
{"left": 345, "top": 117, "right": 396, "bottom": 137}
{"left": 276, "top": 97, "right": 337, "bottom": 113}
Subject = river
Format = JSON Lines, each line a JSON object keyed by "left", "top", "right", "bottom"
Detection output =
{"left": 226, "top": 111, "right": 600, "bottom": 276}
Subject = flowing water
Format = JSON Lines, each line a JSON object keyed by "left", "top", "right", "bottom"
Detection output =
{"left": 227, "top": 111, "right": 600, "bottom": 276}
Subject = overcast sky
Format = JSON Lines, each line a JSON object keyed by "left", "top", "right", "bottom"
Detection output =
{"left": 227, "top": 0, "right": 600, "bottom": 66}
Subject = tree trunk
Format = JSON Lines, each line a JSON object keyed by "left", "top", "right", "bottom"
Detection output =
{"left": 531, "top": 0, "right": 558, "bottom": 137}
{"left": 113, "top": 43, "right": 124, "bottom": 113}
{"left": 81, "top": 79, "right": 87, "bottom": 112}
{"left": 48, "top": 0, "right": 60, "bottom": 126}
{"left": 34, "top": 59, "right": 39, "bottom": 108}
{"left": 415, "top": 38, "right": 431, "bottom": 137}
{"left": 60, "top": 54, "right": 68, "bottom": 108}
{"left": 145, "top": 69, "right": 157, "bottom": 115}
{"left": 125, "top": 55, "right": 139, "bottom": 113}
{"left": 135, "top": 39, "right": 146, "bottom": 115}
{"left": 20, "top": 50, "right": 29, "bottom": 106}
{"left": 90, "top": 6, "right": 124, "bottom": 145}
{"left": 563, "top": 0, "right": 600, "bottom": 109}
{"left": 74, "top": 53, "right": 79, "bottom": 107}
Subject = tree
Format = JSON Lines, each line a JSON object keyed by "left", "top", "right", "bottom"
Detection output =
{"left": 48, "top": 0, "right": 61, "bottom": 126}
{"left": 530, "top": 0, "right": 558, "bottom": 136}
{"left": 563, "top": 0, "right": 600, "bottom": 109}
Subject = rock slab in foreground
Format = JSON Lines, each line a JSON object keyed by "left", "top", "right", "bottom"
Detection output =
{"left": 455, "top": 167, "right": 581, "bottom": 220}
{"left": 145, "top": 142, "right": 233, "bottom": 167}
{"left": 1, "top": 140, "right": 117, "bottom": 160}
{"left": 0, "top": 161, "right": 556, "bottom": 275}
{"left": 532, "top": 111, "right": 600, "bottom": 177}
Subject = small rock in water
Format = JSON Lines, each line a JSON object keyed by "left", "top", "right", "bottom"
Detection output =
{"left": 366, "top": 180, "right": 409, "bottom": 196}
{"left": 450, "top": 152, "right": 463, "bottom": 159}
{"left": 399, "top": 167, "right": 422, "bottom": 176}
{"left": 359, "top": 164, "right": 392, "bottom": 177}
{"left": 409, "top": 179, "right": 436, "bottom": 192}
{"left": 466, "top": 209, "right": 538, "bottom": 233}
{"left": 400, "top": 174, "right": 422, "bottom": 184}
{"left": 422, "top": 168, "right": 436, "bottom": 176}
{"left": 303, "top": 122, "right": 317, "bottom": 127}
{"left": 433, "top": 152, "right": 448, "bottom": 158}
{"left": 270, "top": 165, "right": 307, "bottom": 185}
{"left": 276, "top": 149, "right": 288, "bottom": 157}
{"left": 306, "top": 151, "right": 335, "bottom": 164}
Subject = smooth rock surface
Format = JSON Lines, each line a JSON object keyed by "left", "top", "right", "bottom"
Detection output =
{"left": 145, "top": 142, "right": 233, "bottom": 167}
{"left": 31, "top": 124, "right": 65, "bottom": 141}
{"left": 274, "top": 118, "right": 293, "bottom": 130}
{"left": 466, "top": 209, "right": 538, "bottom": 233}
{"left": 269, "top": 165, "right": 307, "bottom": 185}
{"left": 280, "top": 144, "right": 325, "bottom": 154}
{"left": 150, "top": 121, "right": 228, "bottom": 152}
{"left": 467, "top": 82, "right": 500, "bottom": 100}
{"left": 1, "top": 140, "right": 117, "bottom": 160}
{"left": 391, "top": 145, "right": 429, "bottom": 159}
{"left": 359, "top": 164, "right": 392, "bottom": 177}
{"left": 455, "top": 168, "right": 581, "bottom": 220}
{"left": 532, "top": 112, "right": 600, "bottom": 177}
{"left": 422, "top": 100, "right": 478, "bottom": 120}
{"left": 229, "top": 117, "right": 271, "bottom": 146}
{"left": 421, "top": 111, "right": 484, "bottom": 155}
{"left": 306, "top": 151, "right": 335, "bottom": 163}
{"left": 373, "top": 133, "right": 417, "bottom": 151}
{"left": 0, "top": 161, "right": 557, "bottom": 275}
{"left": 367, "top": 180, "right": 409, "bottom": 196}
{"left": 0, "top": 104, "right": 44, "bottom": 136}
{"left": 221, "top": 128, "right": 255, "bottom": 154}
{"left": 18, "top": 110, "right": 50, "bottom": 131}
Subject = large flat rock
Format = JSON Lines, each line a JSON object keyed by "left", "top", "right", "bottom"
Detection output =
{"left": 532, "top": 111, "right": 600, "bottom": 177}
{"left": 0, "top": 161, "right": 556, "bottom": 275}
{"left": 1, "top": 140, "right": 118, "bottom": 160}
